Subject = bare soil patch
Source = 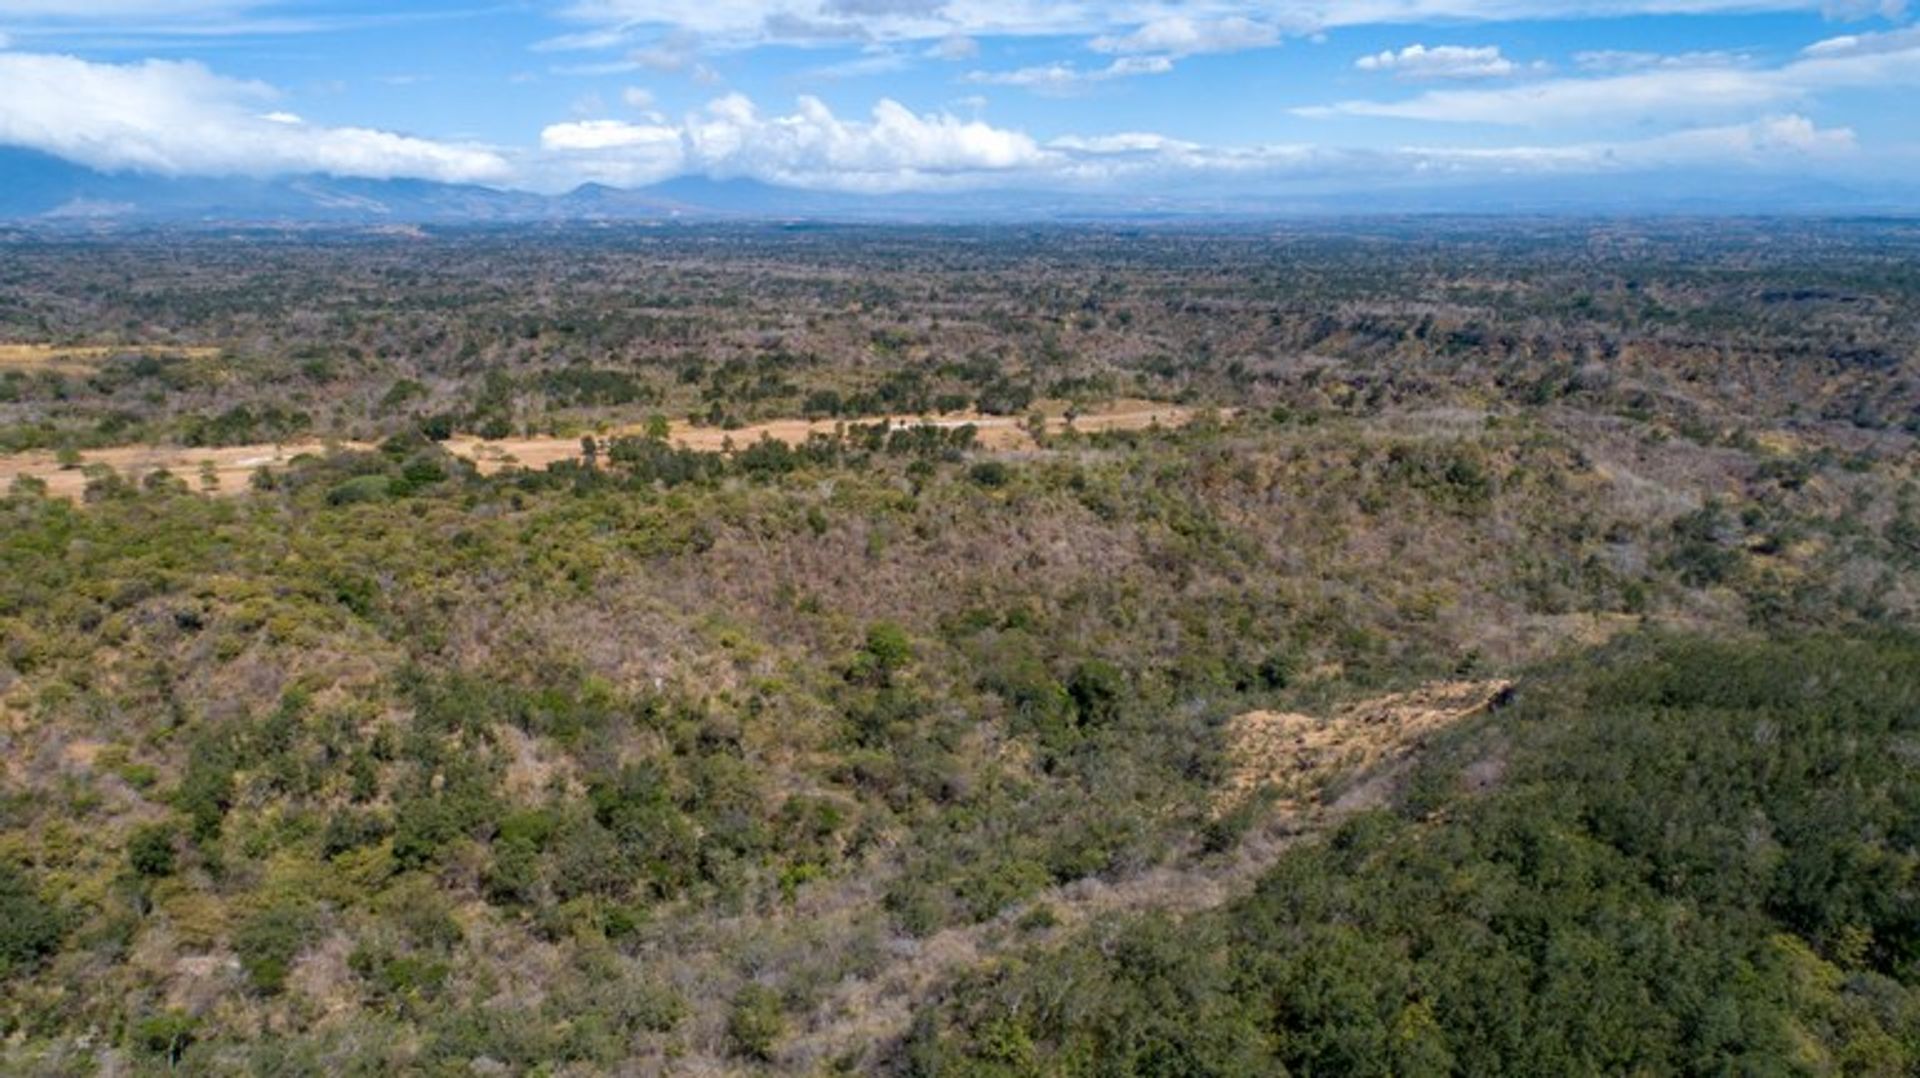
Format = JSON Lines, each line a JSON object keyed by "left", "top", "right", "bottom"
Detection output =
{"left": 0, "top": 440, "right": 354, "bottom": 501}
{"left": 0, "top": 401, "right": 1218, "bottom": 501}
{"left": 1218, "top": 679, "right": 1513, "bottom": 814}
{"left": 0, "top": 343, "right": 220, "bottom": 371}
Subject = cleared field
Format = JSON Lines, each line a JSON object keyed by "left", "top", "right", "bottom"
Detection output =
{"left": 0, "top": 441, "right": 355, "bottom": 501}
{"left": 0, "top": 343, "right": 222, "bottom": 370}
{"left": 0, "top": 401, "right": 1220, "bottom": 501}
{"left": 447, "top": 400, "right": 1216, "bottom": 471}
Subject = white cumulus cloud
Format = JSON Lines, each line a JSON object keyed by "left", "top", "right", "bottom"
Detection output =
{"left": 1800, "top": 23, "right": 1920, "bottom": 57}
{"left": 536, "top": 93, "right": 1047, "bottom": 191}
{"left": 1090, "top": 16, "right": 1280, "bottom": 57}
{"left": 964, "top": 55, "right": 1174, "bottom": 92}
{"left": 1422, "top": 113, "right": 1855, "bottom": 169}
{"left": 541, "top": 118, "right": 681, "bottom": 153}
{"left": 529, "top": 87, "right": 1871, "bottom": 196}
{"left": 544, "top": 1, "right": 1895, "bottom": 53}
{"left": 927, "top": 34, "right": 978, "bottom": 60}
{"left": 1304, "top": 34, "right": 1920, "bottom": 127}
{"left": 1573, "top": 49, "right": 1746, "bottom": 72}
{"left": 1356, "top": 44, "right": 1536, "bottom": 79}
{"left": 0, "top": 51, "right": 509, "bottom": 182}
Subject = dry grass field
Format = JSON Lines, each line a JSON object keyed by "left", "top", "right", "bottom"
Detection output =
{"left": 0, "top": 400, "right": 1220, "bottom": 500}
{"left": 0, "top": 343, "right": 220, "bottom": 370}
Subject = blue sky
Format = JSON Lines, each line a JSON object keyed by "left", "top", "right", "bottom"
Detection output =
{"left": 0, "top": 1, "right": 1915, "bottom": 198}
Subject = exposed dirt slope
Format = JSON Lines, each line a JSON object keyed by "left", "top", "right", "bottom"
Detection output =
{"left": 774, "top": 678, "right": 1513, "bottom": 1070}
{"left": 1218, "top": 679, "right": 1514, "bottom": 813}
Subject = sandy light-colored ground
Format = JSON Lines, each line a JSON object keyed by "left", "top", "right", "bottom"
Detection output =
{"left": 0, "top": 344, "right": 221, "bottom": 372}
{"left": 1, "top": 441, "right": 355, "bottom": 501}
{"left": 0, "top": 401, "right": 1219, "bottom": 502}
{"left": 1216, "top": 678, "right": 1514, "bottom": 814}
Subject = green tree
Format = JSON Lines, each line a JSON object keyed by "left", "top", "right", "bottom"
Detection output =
{"left": 850, "top": 622, "right": 915, "bottom": 687}
{"left": 127, "top": 824, "right": 177, "bottom": 878}
{"left": 1068, "top": 660, "right": 1125, "bottom": 727}
{"left": 727, "top": 984, "right": 786, "bottom": 1061}
{"left": 234, "top": 904, "right": 313, "bottom": 995}
{"left": 133, "top": 1011, "right": 199, "bottom": 1069}
{"left": 0, "top": 864, "right": 63, "bottom": 979}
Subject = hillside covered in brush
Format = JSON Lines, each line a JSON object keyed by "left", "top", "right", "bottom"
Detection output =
{"left": 1, "top": 221, "right": 1918, "bottom": 1074}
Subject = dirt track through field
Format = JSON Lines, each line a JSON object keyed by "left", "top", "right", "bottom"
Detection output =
{"left": 0, "top": 401, "right": 1216, "bottom": 502}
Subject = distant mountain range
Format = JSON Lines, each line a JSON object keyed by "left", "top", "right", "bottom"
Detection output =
{"left": 1, "top": 147, "right": 1915, "bottom": 225}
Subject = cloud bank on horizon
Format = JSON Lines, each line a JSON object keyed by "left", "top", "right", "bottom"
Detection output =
{"left": 0, "top": 0, "right": 1913, "bottom": 202}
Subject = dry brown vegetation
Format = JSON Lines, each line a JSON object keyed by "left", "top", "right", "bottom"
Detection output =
{"left": 1, "top": 221, "right": 1917, "bottom": 1074}
{"left": 0, "top": 343, "right": 220, "bottom": 371}
{"left": 779, "top": 676, "right": 1518, "bottom": 1064}
{"left": 1217, "top": 679, "right": 1514, "bottom": 814}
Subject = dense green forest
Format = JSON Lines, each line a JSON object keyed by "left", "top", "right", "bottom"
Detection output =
{"left": 1, "top": 223, "right": 1917, "bottom": 1074}
{"left": 913, "top": 633, "right": 1920, "bottom": 1075}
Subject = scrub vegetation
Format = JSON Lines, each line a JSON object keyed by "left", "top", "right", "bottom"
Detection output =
{"left": 1, "top": 219, "right": 1917, "bottom": 1074}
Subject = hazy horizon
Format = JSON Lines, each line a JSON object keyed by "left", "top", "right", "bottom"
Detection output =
{"left": 1, "top": 2, "right": 1918, "bottom": 214}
